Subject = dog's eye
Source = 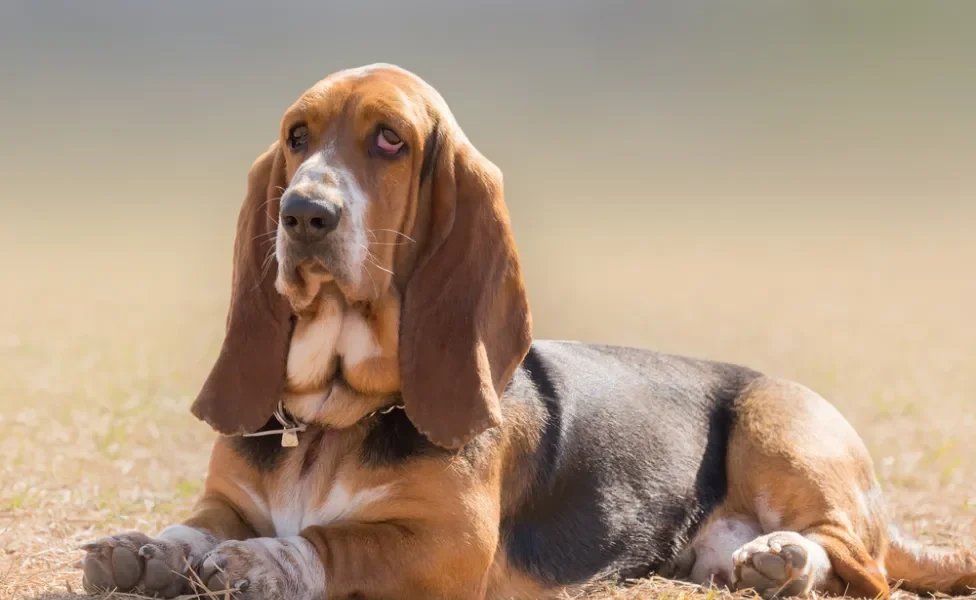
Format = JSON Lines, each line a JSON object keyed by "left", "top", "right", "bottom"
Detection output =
{"left": 287, "top": 124, "right": 309, "bottom": 152}
{"left": 375, "top": 127, "right": 404, "bottom": 156}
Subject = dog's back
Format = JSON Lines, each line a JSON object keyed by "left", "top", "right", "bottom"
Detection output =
{"left": 499, "top": 340, "right": 759, "bottom": 585}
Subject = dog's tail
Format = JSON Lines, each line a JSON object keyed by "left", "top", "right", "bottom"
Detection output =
{"left": 885, "top": 525, "right": 976, "bottom": 595}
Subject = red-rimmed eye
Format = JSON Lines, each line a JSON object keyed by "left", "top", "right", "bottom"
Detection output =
{"left": 375, "top": 128, "right": 404, "bottom": 155}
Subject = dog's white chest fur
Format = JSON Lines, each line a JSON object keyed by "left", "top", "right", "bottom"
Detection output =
{"left": 270, "top": 480, "right": 390, "bottom": 538}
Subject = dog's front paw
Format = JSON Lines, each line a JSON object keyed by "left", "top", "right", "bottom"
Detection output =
{"left": 200, "top": 537, "right": 326, "bottom": 600}
{"left": 81, "top": 526, "right": 215, "bottom": 597}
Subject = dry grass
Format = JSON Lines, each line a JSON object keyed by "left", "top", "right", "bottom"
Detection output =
{"left": 1, "top": 219, "right": 974, "bottom": 600}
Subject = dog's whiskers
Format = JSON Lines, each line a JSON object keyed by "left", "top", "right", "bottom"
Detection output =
{"left": 367, "top": 241, "right": 410, "bottom": 247}
{"left": 368, "top": 228, "right": 416, "bottom": 244}
{"left": 249, "top": 230, "right": 279, "bottom": 243}
{"left": 366, "top": 259, "right": 394, "bottom": 276}
{"left": 258, "top": 194, "right": 283, "bottom": 211}
{"left": 362, "top": 245, "right": 387, "bottom": 264}
{"left": 361, "top": 246, "right": 395, "bottom": 276}
{"left": 257, "top": 246, "right": 278, "bottom": 283}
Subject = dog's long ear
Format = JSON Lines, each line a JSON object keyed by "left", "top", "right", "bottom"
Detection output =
{"left": 399, "top": 130, "right": 532, "bottom": 449}
{"left": 191, "top": 143, "right": 292, "bottom": 435}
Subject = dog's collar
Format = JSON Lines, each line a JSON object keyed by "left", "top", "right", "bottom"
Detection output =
{"left": 239, "top": 399, "right": 404, "bottom": 447}
{"left": 239, "top": 400, "right": 308, "bottom": 447}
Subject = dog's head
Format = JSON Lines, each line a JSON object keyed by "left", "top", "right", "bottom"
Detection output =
{"left": 192, "top": 64, "right": 532, "bottom": 449}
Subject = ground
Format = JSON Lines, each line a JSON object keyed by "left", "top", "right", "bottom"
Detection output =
{"left": 1, "top": 220, "right": 974, "bottom": 599}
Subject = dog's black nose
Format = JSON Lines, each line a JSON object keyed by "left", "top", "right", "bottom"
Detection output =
{"left": 280, "top": 192, "right": 341, "bottom": 243}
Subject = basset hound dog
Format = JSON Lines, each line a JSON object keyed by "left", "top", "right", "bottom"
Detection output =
{"left": 81, "top": 64, "right": 976, "bottom": 599}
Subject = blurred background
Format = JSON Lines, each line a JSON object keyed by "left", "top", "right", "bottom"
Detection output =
{"left": 0, "top": 1, "right": 974, "bottom": 596}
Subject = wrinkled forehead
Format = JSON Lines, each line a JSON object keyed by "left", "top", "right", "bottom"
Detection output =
{"left": 281, "top": 65, "right": 446, "bottom": 139}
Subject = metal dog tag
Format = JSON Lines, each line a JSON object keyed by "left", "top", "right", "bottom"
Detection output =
{"left": 281, "top": 430, "right": 299, "bottom": 447}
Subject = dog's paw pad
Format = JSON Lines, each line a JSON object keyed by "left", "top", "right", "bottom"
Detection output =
{"left": 81, "top": 533, "right": 147, "bottom": 593}
{"left": 80, "top": 532, "right": 192, "bottom": 598}
{"left": 733, "top": 532, "right": 813, "bottom": 598}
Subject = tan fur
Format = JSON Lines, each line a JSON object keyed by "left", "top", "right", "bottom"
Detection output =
{"left": 335, "top": 290, "right": 401, "bottom": 395}
{"left": 493, "top": 396, "right": 548, "bottom": 517}
{"left": 486, "top": 555, "right": 562, "bottom": 600}
{"left": 689, "top": 376, "right": 976, "bottom": 598}
{"left": 285, "top": 288, "right": 342, "bottom": 393}
{"left": 187, "top": 392, "right": 555, "bottom": 598}
{"left": 715, "top": 377, "right": 890, "bottom": 597}
{"left": 885, "top": 533, "right": 976, "bottom": 595}
{"left": 177, "top": 420, "right": 511, "bottom": 598}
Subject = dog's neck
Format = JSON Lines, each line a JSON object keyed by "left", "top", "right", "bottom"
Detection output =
{"left": 282, "top": 286, "right": 402, "bottom": 430}
{"left": 284, "top": 378, "right": 401, "bottom": 431}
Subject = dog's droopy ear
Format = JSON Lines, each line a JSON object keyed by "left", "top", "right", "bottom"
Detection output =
{"left": 191, "top": 143, "right": 292, "bottom": 435}
{"left": 399, "top": 131, "right": 532, "bottom": 449}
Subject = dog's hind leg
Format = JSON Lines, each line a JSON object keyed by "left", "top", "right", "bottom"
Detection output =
{"left": 720, "top": 377, "right": 891, "bottom": 598}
